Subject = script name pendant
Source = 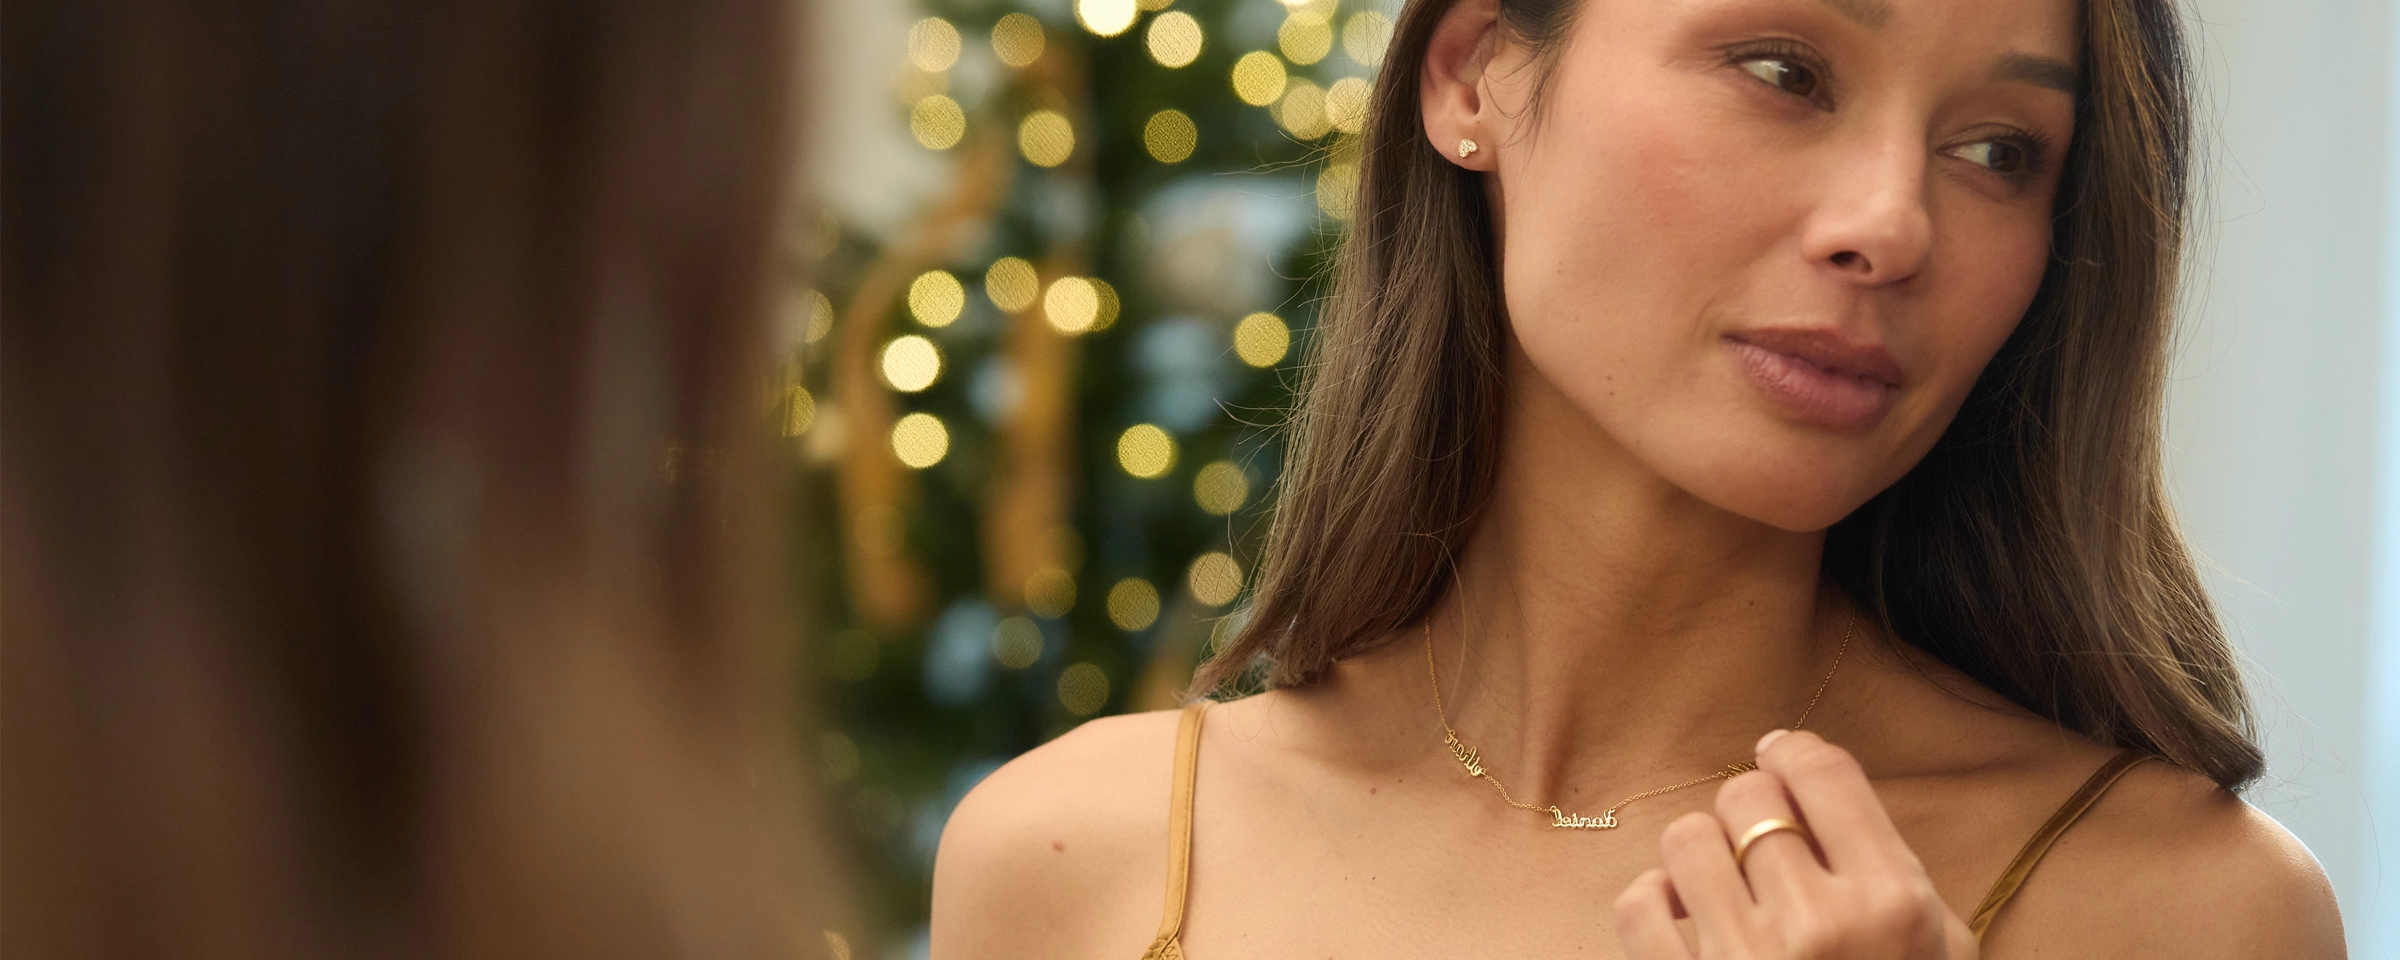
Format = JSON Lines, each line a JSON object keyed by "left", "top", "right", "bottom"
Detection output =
{"left": 1444, "top": 731, "right": 1484, "bottom": 777}
{"left": 1550, "top": 806, "right": 1618, "bottom": 830}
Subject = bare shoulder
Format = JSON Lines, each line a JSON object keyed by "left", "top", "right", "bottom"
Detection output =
{"left": 1981, "top": 757, "right": 2346, "bottom": 958}
{"left": 929, "top": 708, "right": 1189, "bottom": 960}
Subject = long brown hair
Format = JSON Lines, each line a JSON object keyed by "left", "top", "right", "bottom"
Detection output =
{"left": 2, "top": 0, "right": 836, "bottom": 957}
{"left": 1197, "top": 0, "right": 2266, "bottom": 791}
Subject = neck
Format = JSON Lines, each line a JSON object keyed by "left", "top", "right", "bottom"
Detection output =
{"left": 1352, "top": 358, "right": 1860, "bottom": 811}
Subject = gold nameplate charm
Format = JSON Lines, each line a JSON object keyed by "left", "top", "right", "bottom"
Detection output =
{"left": 1444, "top": 730, "right": 1484, "bottom": 777}
{"left": 1550, "top": 806, "right": 1618, "bottom": 830}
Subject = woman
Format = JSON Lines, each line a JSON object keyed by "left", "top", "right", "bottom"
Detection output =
{"left": 1, "top": 0, "right": 838, "bottom": 956}
{"left": 931, "top": 0, "right": 2345, "bottom": 956}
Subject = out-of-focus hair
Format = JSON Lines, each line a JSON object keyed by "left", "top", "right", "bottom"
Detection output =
{"left": 1, "top": 0, "right": 833, "bottom": 957}
{"left": 1198, "top": 0, "right": 2265, "bottom": 791}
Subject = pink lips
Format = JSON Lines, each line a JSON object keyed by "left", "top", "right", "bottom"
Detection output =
{"left": 1724, "top": 328, "right": 1903, "bottom": 432}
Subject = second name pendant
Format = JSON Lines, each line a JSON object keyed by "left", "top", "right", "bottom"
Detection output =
{"left": 1550, "top": 806, "right": 1618, "bottom": 830}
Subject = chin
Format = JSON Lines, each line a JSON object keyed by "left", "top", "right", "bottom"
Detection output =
{"left": 1650, "top": 433, "right": 1900, "bottom": 533}
{"left": 1712, "top": 485, "right": 1870, "bottom": 534}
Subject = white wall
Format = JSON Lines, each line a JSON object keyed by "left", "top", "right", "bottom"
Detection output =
{"left": 2166, "top": 0, "right": 2393, "bottom": 953}
{"left": 2372, "top": 0, "right": 2400, "bottom": 951}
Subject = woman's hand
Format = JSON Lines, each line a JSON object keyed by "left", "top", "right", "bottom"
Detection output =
{"left": 1613, "top": 730, "right": 1979, "bottom": 960}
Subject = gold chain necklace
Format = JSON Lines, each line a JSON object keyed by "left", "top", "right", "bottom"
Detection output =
{"left": 1425, "top": 611, "right": 1852, "bottom": 830}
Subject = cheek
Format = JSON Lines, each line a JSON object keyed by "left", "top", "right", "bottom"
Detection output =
{"left": 1913, "top": 216, "right": 2054, "bottom": 407}
{"left": 1869, "top": 213, "right": 2056, "bottom": 488}
{"left": 1493, "top": 80, "right": 1779, "bottom": 398}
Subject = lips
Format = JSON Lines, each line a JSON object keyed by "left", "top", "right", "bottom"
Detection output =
{"left": 1723, "top": 328, "right": 1903, "bottom": 432}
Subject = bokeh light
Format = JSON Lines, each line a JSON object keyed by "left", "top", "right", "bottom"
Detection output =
{"left": 808, "top": 209, "right": 841, "bottom": 259}
{"left": 1231, "top": 51, "right": 1287, "bottom": 107}
{"left": 890, "top": 412, "right": 950, "bottom": 469}
{"left": 1234, "top": 312, "right": 1291, "bottom": 367}
{"left": 1316, "top": 162, "right": 1358, "bottom": 220}
{"left": 1075, "top": 0, "right": 1136, "bottom": 37}
{"left": 910, "top": 95, "right": 965, "bottom": 150}
{"left": 804, "top": 289, "right": 834, "bottom": 343}
{"left": 1107, "top": 578, "right": 1161, "bottom": 631}
{"left": 1018, "top": 109, "right": 1075, "bottom": 168}
{"left": 991, "top": 617, "right": 1044, "bottom": 668}
{"left": 1205, "top": 616, "right": 1239, "bottom": 654}
{"left": 1343, "top": 11, "right": 1394, "bottom": 67}
{"left": 1327, "top": 77, "right": 1371, "bottom": 134}
{"left": 1117, "top": 423, "right": 1176, "bottom": 478}
{"left": 1278, "top": 10, "right": 1334, "bottom": 65}
{"left": 1146, "top": 11, "right": 1203, "bottom": 68}
{"left": 1145, "top": 109, "right": 1198, "bottom": 163}
{"left": 908, "top": 17, "right": 962, "bottom": 73}
{"left": 1194, "top": 461, "right": 1250, "bottom": 515}
{"left": 1058, "top": 662, "right": 1110, "bottom": 715}
{"left": 785, "top": 385, "right": 817, "bottom": 437}
{"left": 908, "top": 269, "right": 964, "bottom": 327}
{"left": 1090, "top": 278, "right": 1120, "bottom": 331}
{"left": 1025, "top": 566, "right": 1077, "bottom": 617}
{"left": 879, "top": 335, "right": 942, "bottom": 392}
{"left": 985, "top": 257, "right": 1040, "bottom": 312}
{"left": 1044, "top": 276, "right": 1099, "bottom": 334}
{"left": 991, "top": 12, "right": 1046, "bottom": 68}
{"left": 1277, "top": 79, "right": 1330, "bottom": 139}
{"left": 1187, "top": 551, "right": 1243, "bottom": 606}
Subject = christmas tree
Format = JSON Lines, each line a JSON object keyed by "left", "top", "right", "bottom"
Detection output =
{"left": 791, "top": 0, "right": 1393, "bottom": 952}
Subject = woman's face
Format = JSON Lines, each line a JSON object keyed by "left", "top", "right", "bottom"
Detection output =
{"left": 1431, "top": 0, "right": 2079, "bottom": 530}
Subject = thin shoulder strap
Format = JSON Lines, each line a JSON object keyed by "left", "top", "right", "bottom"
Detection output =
{"left": 1145, "top": 701, "right": 1210, "bottom": 955}
{"left": 1966, "top": 748, "right": 2150, "bottom": 939}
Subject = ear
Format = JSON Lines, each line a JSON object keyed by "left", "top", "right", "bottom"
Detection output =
{"left": 1420, "top": 0, "right": 1503, "bottom": 172}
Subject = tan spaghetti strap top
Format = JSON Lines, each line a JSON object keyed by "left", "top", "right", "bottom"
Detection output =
{"left": 1140, "top": 700, "right": 2151, "bottom": 955}
{"left": 1140, "top": 701, "right": 1211, "bottom": 960}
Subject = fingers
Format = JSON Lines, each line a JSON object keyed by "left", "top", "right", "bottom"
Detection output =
{"left": 1655, "top": 810, "right": 1753, "bottom": 952}
{"left": 1619, "top": 732, "right": 1955, "bottom": 960}
{"left": 1612, "top": 868, "right": 1696, "bottom": 960}
{"left": 1712, "top": 767, "right": 1823, "bottom": 909}
{"left": 1753, "top": 730, "right": 1911, "bottom": 875}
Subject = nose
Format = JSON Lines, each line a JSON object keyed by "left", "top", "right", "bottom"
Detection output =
{"left": 1798, "top": 132, "right": 1934, "bottom": 285}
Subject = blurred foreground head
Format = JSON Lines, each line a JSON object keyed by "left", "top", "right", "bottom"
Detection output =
{"left": 3, "top": 1, "right": 828, "bottom": 958}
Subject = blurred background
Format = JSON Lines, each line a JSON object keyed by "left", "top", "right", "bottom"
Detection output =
{"left": 782, "top": 0, "right": 2400, "bottom": 955}
{"left": 790, "top": 0, "right": 1369, "bottom": 953}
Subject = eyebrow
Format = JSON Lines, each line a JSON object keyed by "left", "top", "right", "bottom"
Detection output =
{"left": 1814, "top": 0, "right": 1893, "bottom": 30}
{"left": 1992, "top": 51, "right": 2081, "bottom": 94}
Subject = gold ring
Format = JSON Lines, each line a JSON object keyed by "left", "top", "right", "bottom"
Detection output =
{"left": 1732, "top": 817, "right": 1813, "bottom": 872}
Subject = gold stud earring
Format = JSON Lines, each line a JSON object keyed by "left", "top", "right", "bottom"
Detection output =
{"left": 1457, "top": 138, "right": 1479, "bottom": 159}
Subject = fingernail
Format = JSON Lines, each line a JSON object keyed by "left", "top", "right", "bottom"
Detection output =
{"left": 1756, "top": 728, "right": 1791, "bottom": 755}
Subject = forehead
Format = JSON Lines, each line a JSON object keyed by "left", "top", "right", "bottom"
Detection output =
{"left": 1823, "top": 0, "right": 2079, "bottom": 51}
{"left": 1617, "top": 0, "right": 2082, "bottom": 60}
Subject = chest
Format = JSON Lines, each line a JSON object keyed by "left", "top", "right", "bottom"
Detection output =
{"left": 1178, "top": 817, "right": 1662, "bottom": 959}
{"left": 1166, "top": 770, "right": 2050, "bottom": 960}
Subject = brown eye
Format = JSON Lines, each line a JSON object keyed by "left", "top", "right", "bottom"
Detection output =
{"left": 1957, "top": 141, "right": 2027, "bottom": 174}
{"left": 1740, "top": 58, "right": 1819, "bottom": 98}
